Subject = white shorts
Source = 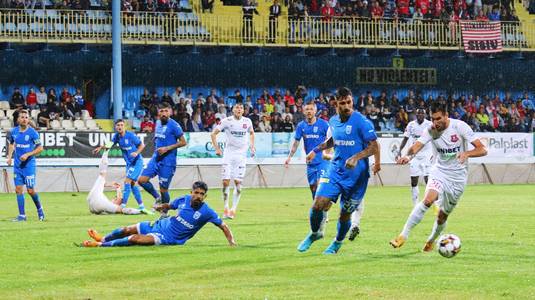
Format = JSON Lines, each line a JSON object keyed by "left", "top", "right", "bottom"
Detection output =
{"left": 87, "top": 176, "right": 119, "bottom": 215}
{"left": 426, "top": 174, "right": 466, "bottom": 215}
{"left": 222, "top": 154, "right": 246, "bottom": 181}
{"left": 410, "top": 156, "right": 431, "bottom": 177}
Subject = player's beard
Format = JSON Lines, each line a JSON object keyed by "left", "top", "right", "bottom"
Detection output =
{"left": 191, "top": 198, "right": 203, "bottom": 209}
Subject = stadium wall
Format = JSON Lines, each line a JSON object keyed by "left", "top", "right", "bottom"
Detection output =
{"left": 1, "top": 48, "right": 535, "bottom": 118}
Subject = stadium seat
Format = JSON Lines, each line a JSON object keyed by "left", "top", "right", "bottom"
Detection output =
{"left": 24, "top": 10, "right": 34, "bottom": 15}
{"left": 132, "top": 119, "right": 141, "bottom": 130}
{"left": 34, "top": 10, "right": 46, "bottom": 18}
{"left": 31, "top": 23, "right": 43, "bottom": 33}
{"left": 74, "top": 120, "right": 88, "bottom": 130}
{"left": 136, "top": 110, "right": 145, "bottom": 118}
{"left": 177, "top": 13, "right": 188, "bottom": 23}
{"left": 80, "top": 24, "right": 91, "bottom": 33}
{"left": 82, "top": 110, "right": 92, "bottom": 120}
{"left": 6, "top": 110, "right": 14, "bottom": 119}
{"left": 61, "top": 120, "right": 75, "bottom": 130}
{"left": 69, "top": 24, "right": 78, "bottom": 33}
{"left": 0, "top": 119, "right": 12, "bottom": 130}
{"left": 50, "top": 120, "right": 61, "bottom": 130}
{"left": 85, "top": 119, "right": 100, "bottom": 130}
{"left": 95, "top": 11, "right": 107, "bottom": 19}
{"left": 5, "top": 23, "right": 17, "bottom": 33}
{"left": 0, "top": 101, "right": 9, "bottom": 110}
{"left": 18, "top": 23, "right": 29, "bottom": 33}
{"left": 55, "top": 23, "right": 66, "bottom": 33}
{"left": 0, "top": 110, "right": 6, "bottom": 120}
{"left": 187, "top": 14, "right": 199, "bottom": 22}
{"left": 30, "top": 110, "right": 39, "bottom": 120}
{"left": 46, "top": 10, "right": 59, "bottom": 19}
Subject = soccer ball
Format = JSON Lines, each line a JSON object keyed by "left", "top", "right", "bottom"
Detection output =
{"left": 437, "top": 234, "right": 461, "bottom": 258}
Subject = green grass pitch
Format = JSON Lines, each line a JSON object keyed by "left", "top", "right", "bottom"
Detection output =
{"left": 1, "top": 185, "right": 534, "bottom": 299}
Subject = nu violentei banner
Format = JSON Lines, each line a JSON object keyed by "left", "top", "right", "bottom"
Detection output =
{"left": 461, "top": 21, "right": 502, "bottom": 53}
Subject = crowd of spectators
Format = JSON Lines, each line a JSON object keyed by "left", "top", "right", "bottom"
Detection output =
{"left": 137, "top": 86, "right": 535, "bottom": 134}
{"left": 7, "top": 86, "right": 90, "bottom": 129}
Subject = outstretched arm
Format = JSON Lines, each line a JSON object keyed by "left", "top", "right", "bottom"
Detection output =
{"left": 456, "top": 139, "right": 487, "bottom": 163}
{"left": 219, "top": 223, "right": 238, "bottom": 246}
{"left": 345, "top": 139, "right": 379, "bottom": 170}
{"left": 284, "top": 139, "right": 301, "bottom": 167}
{"left": 397, "top": 141, "right": 425, "bottom": 164}
{"left": 395, "top": 136, "right": 409, "bottom": 160}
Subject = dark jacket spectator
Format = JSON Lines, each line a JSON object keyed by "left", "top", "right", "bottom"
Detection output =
{"left": 228, "top": 90, "right": 244, "bottom": 103}
{"left": 281, "top": 116, "right": 294, "bottom": 132}
{"left": 9, "top": 87, "right": 25, "bottom": 109}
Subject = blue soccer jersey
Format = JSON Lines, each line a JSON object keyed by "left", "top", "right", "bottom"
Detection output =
{"left": 9, "top": 127, "right": 41, "bottom": 169}
{"left": 294, "top": 118, "right": 330, "bottom": 166}
{"left": 112, "top": 131, "right": 143, "bottom": 165}
{"left": 327, "top": 111, "right": 377, "bottom": 183}
{"left": 154, "top": 119, "right": 184, "bottom": 167}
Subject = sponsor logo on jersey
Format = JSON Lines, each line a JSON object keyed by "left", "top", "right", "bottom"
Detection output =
{"left": 313, "top": 127, "right": 318, "bottom": 133}
{"left": 176, "top": 215, "right": 195, "bottom": 229}
{"left": 16, "top": 144, "right": 31, "bottom": 148}
{"left": 162, "top": 126, "right": 167, "bottom": 133}
{"left": 125, "top": 139, "right": 129, "bottom": 144}
{"left": 319, "top": 178, "right": 330, "bottom": 183}
{"left": 155, "top": 134, "right": 166, "bottom": 138}
{"left": 451, "top": 134, "right": 459, "bottom": 142}
{"left": 25, "top": 135, "right": 29, "bottom": 141}
{"left": 346, "top": 125, "right": 352, "bottom": 134}
{"left": 437, "top": 146, "right": 461, "bottom": 156}
{"left": 335, "top": 140, "right": 356, "bottom": 146}
{"left": 243, "top": 124, "right": 247, "bottom": 129}
{"left": 193, "top": 211, "right": 201, "bottom": 219}
{"left": 121, "top": 147, "right": 133, "bottom": 151}
{"left": 230, "top": 131, "right": 247, "bottom": 136}
{"left": 305, "top": 135, "right": 320, "bottom": 139}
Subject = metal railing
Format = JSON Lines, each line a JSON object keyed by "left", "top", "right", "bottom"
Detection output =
{"left": 0, "top": 9, "right": 533, "bottom": 50}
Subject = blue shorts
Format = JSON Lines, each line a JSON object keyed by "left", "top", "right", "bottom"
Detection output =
{"left": 13, "top": 166, "right": 36, "bottom": 188}
{"left": 125, "top": 159, "right": 144, "bottom": 181}
{"left": 141, "top": 158, "right": 176, "bottom": 189}
{"left": 306, "top": 161, "right": 329, "bottom": 185}
{"left": 316, "top": 172, "right": 369, "bottom": 215}
{"left": 138, "top": 219, "right": 175, "bottom": 246}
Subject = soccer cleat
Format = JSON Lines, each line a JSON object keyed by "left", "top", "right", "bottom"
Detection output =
{"left": 151, "top": 196, "right": 162, "bottom": 213}
{"left": 120, "top": 204, "right": 126, "bottom": 208}
{"left": 229, "top": 210, "right": 235, "bottom": 219}
{"left": 88, "top": 228, "right": 103, "bottom": 242}
{"left": 325, "top": 218, "right": 329, "bottom": 223}
{"left": 10, "top": 215, "right": 26, "bottom": 222}
{"left": 434, "top": 205, "right": 439, "bottom": 216}
{"left": 222, "top": 209, "right": 229, "bottom": 220}
{"left": 323, "top": 239, "right": 343, "bottom": 254}
{"left": 83, "top": 240, "right": 100, "bottom": 247}
{"left": 138, "top": 205, "right": 146, "bottom": 210}
{"left": 348, "top": 224, "right": 360, "bottom": 241}
{"left": 105, "top": 141, "right": 114, "bottom": 149}
{"left": 158, "top": 211, "right": 170, "bottom": 220}
{"left": 390, "top": 236, "right": 405, "bottom": 248}
{"left": 37, "top": 208, "right": 45, "bottom": 221}
{"left": 140, "top": 208, "right": 153, "bottom": 215}
{"left": 297, "top": 232, "right": 321, "bottom": 252}
{"left": 422, "top": 242, "right": 435, "bottom": 252}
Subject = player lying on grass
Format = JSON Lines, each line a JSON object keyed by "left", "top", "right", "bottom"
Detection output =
{"left": 83, "top": 181, "right": 238, "bottom": 247}
{"left": 87, "top": 144, "right": 152, "bottom": 215}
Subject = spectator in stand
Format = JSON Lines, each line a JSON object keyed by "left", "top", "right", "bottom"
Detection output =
{"left": 397, "top": 0, "right": 410, "bottom": 18}
{"left": 74, "top": 89, "right": 84, "bottom": 106}
{"left": 37, "top": 106, "right": 52, "bottom": 130}
{"left": 294, "top": 85, "right": 308, "bottom": 103}
{"left": 175, "top": 98, "right": 188, "bottom": 120}
{"left": 151, "top": 91, "right": 161, "bottom": 106}
{"left": 316, "top": 96, "right": 327, "bottom": 114}
{"left": 452, "top": 111, "right": 462, "bottom": 120}
{"left": 46, "top": 97, "right": 59, "bottom": 120}
{"left": 67, "top": 96, "right": 82, "bottom": 120}
{"left": 268, "top": 0, "right": 282, "bottom": 43}
{"left": 161, "top": 91, "right": 173, "bottom": 107}
{"left": 171, "top": 109, "right": 181, "bottom": 123}
{"left": 473, "top": 0, "right": 482, "bottom": 16}
{"left": 482, "top": 0, "right": 494, "bottom": 16}
{"left": 490, "top": 93, "right": 501, "bottom": 107}
{"left": 274, "top": 96, "right": 286, "bottom": 114}
{"left": 456, "top": 101, "right": 467, "bottom": 117}
{"left": 259, "top": 89, "right": 274, "bottom": 105}
{"left": 143, "top": 0, "right": 157, "bottom": 11}
{"left": 522, "top": 93, "right": 534, "bottom": 108}
{"left": 140, "top": 89, "right": 152, "bottom": 111}
{"left": 259, "top": 115, "right": 272, "bottom": 132}
{"left": 405, "top": 98, "right": 416, "bottom": 120}
{"left": 260, "top": 106, "right": 270, "bottom": 119}
{"left": 476, "top": 107, "right": 490, "bottom": 131}
{"left": 368, "top": 109, "right": 381, "bottom": 131}
{"left": 457, "top": 4, "right": 470, "bottom": 19}
{"left": 293, "top": 106, "right": 305, "bottom": 125}
{"left": 509, "top": 103, "right": 520, "bottom": 119}
{"left": 272, "top": 89, "right": 282, "bottom": 102}
{"left": 9, "top": 87, "right": 25, "bottom": 109}
{"left": 59, "top": 87, "right": 71, "bottom": 104}
{"left": 488, "top": 7, "right": 499, "bottom": 20}
{"left": 390, "top": 93, "right": 401, "bottom": 113}
{"left": 171, "top": 87, "right": 184, "bottom": 105}
{"left": 243, "top": 95, "right": 254, "bottom": 111}
{"left": 204, "top": 96, "right": 218, "bottom": 114}
{"left": 326, "top": 99, "right": 336, "bottom": 117}
{"left": 202, "top": 0, "right": 214, "bottom": 13}
{"left": 253, "top": 98, "right": 263, "bottom": 112}
{"left": 141, "top": 115, "right": 154, "bottom": 132}
{"left": 197, "top": 93, "right": 206, "bottom": 105}
{"left": 184, "top": 92, "right": 193, "bottom": 104}
{"left": 354, "top": 93, "right": 365, "bottom": 111}
{"left": 488, "top": 109, "right": 505, "bottom": 132}
{"left": 529, "top": 112, "right": 535, "bottom": 132}
{"left": 281, "top": 106, "right": 293, "bottom": 121}
{"left": 179, "top": 117, "right": 191, "bottom": 133}
{"left": 281, "top": 115, "right": 294, "bottom": 132}
{"left": 217, "top": 97, "right": 230, "bottom": 114}
{"left": 376, "top": 91, "right": 389, "bottom": 107}
{"left": 499, "top": 8, "right": 509, "bottom": 21}
{"left": 320, "top": 1, "right": 334, "bottom": 41}
{"left": 503, "top": 93, "right": 514, "bottom": 106}
{"left": 264, "top": 100, "right": 274, "bottom": 114}
{"left": 365, "top": 98, "right": 375, "bottom": 115}
{"left": 270, "top": 106, "right": 281, "bottom": 119}
{"left": 47, "top": 88, "right": 58, "bottom": 104}
{"left": 466, "top": 101, "right": 477, "bottom": 115}
{"left": 395, "top": 107, "right": 409, "bottom": 131}
{"left": 193, "top": 99, "right": 204, "bottom": 114}
{"left": 26, "top": 87, "right": 38, "bottom": 110}
{"left": 203, "top": 110, "right": 216, "bottom": 131}
{"left": 191, "top": 114, "right": 205, "bottom": 132}
{"left": 242, "top": 0, "right": 259, "bottom": 43}
{"left": 271, "top": 115, "right": 282, "bottom": 132}
{"left": 209, "top": 89, "right": 222, "bottom": 104}
{"left": 292, "top": 98, "right": 304, "bottom": 114}
{"left": 253, "top": 119, "right": 261, "bottom": 132}
{"left": 215, "top": 106, "right": 227, "bottom": 120}
{"left": 36, "top": 87, "right": 47, "bottom": 107}
{"left": 249, "top": 108, "right": 260, "bottom": 123}
{"left": 228, "top": 90, "right": 244, "bottom": 104}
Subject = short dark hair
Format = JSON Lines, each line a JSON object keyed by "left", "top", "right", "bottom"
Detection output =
{"left": 159, "top": 102, "right": 171, "bottom": 109}
{"left": 335, "top": 87, "right": 352, "bottom": 100}
{"left": 192, "top": 181, "right": 208, "bottom": 193}
{"left": 233, "top": 102, "right": 244, "bottom": 107}
{"left": 305, "top": 100, "right": 316, "bottom": 106}
{"left": 115, "top": 119, "right": 125, "bottom": 125}
{"left": 430, "top": 102, "right": 447, "bottom": 116}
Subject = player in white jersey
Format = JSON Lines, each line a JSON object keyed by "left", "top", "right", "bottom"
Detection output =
{"left": 395, "top": 108, "right": 436, "bottom": 209}
{"left": 87, "top": 144, "right": 152, "bottom": 215}
{"left": 211, "top": 103, "right": 255, "bottom": 220}
{"left": 390, "top": 102, "right": 487, "bottom": 252}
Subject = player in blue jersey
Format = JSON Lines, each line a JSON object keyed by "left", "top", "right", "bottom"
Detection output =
{"left": 285, "top": 101, "right": 331, "bottom": 236}
{"left": 83, "top": 181, "right": 238, "bottom": 247}
{"left": 137, "top": 103, "right": 187, "bottom": 219}
{"left": 297, "top": 87, "right": 381, "bottom": 254}
{"left": 92, "top": 119, "right": 147, "bottom": 210}
{"left": 7, "top": 110, "right": 44, "bottom": 221}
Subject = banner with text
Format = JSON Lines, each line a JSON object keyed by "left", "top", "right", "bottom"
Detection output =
{"left": 461, "top": 21, "right": 502, "bottom": 53}
{"left": 357, "top": 68, "right": 437, "bottom": 85}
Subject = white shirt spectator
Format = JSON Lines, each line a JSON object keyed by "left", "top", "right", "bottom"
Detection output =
{"left": 36, "top": 91, "right": 47, "bottom": 105}
{"left": 215, "top": 112, "right": 227, "bottom": 120}
{"left": 281, "top": 112, "right": 293, "bottom": 121}
{"left": 186, "top": 101, "right": 193, "bottom": 116}
{"left": 172, "top": 91, "right": 185, "bottom": 105}
{"left": 274, "top": 101, "right": 285, "bottom": 114}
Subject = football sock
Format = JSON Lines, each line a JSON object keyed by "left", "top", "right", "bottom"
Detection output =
{"left": 336, "top": 220, "right": 352, "bottom": 241}
{"left": 311, "top": 190, "right": 316, "bottom": 201}
{"left": 139, "top": 182, "right": 160, "bottom": 199}
{"left": 309, "top": 207, "right": 323, "bottom": 233}
{"left": 427, "top": 221, "right": 447, "bottom": 243}
{"left": 99, "top": 150, "right": 108, "bottom": 173}
{"left": 131, "top": 185, "right": 144, "bottom": 206}
{"left": 222, "top": 186, "right": 229, "bottom": 210}
{"left": 103, "top": 228, "right": 124, "bottom": 242}
{"left": 122, "top": 208, "right": 141, "bottom": 215}
{"left": 122, "top": 183, "right": 131, "bottom": 205}
{"left": 161, "top": 191, "right": 170, "bottom": 204}
{"left": 16, "top": 194, "right": 25, "bottom": 216}
{"left": 231, "top": 184, "right": 242, "bottom": 211}
{"left": 31, "top": 193, "right": 42, "bottom": 210}
{"left": 352, "top": 200, "right": 364, "bottom": 226}
{"left": 101, "top": 237, "right": 131, "bottom": 247}
{"left": 400, "top": 202, "right": 429, "bottom": 239}
{"left": 411, "top": 187, "right": 419, "bottom": 206}
{"left": 319, "top": 211, "right": 328, "bottom": 235}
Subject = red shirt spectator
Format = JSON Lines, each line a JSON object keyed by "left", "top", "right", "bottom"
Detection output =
{"left": 476, "top": 14, "right": 488, "bottom": 21}
{"left": 398, "top": 0, "right": 409, "bottom": 15}
{"left": 433, "top": 0, "right": 443, "bottom": 17}
{"left": 454, "top": 0, "right": 465, "bottom": 9}
{"left": 259, "top": 90, "right": 274, "bottom": 105}
{"left": 415, "top": 0, "right": 429, "bottom": 15}
{"left": 466, "top": 105, "right": 477, "bottom": 114}
{"left": 371, "top": 3, "right": 384, "bottom": 22}
{"left": 59, "top": 87, "right": 71, "bottom": 104}
{"left": 283, "top": 91, "right": 295, "bottom": 105}
{"left": 26, "top": 90, "right": 37, "bottom": 106}
{"left": 203, "top": 111, "right": 216, "bottom": 128}
{"left": 141, "top": 117, "right": 155, "bottom": 132}
{"left": 321, "top": 4, "right": 334, "bottom": 21}
{"left": 517, "top": 105, "right": 525, "bottom": 117}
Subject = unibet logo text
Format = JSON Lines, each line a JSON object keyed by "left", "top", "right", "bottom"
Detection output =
{"left": 488, "top": 138, "right": 528, "bottom": 153}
